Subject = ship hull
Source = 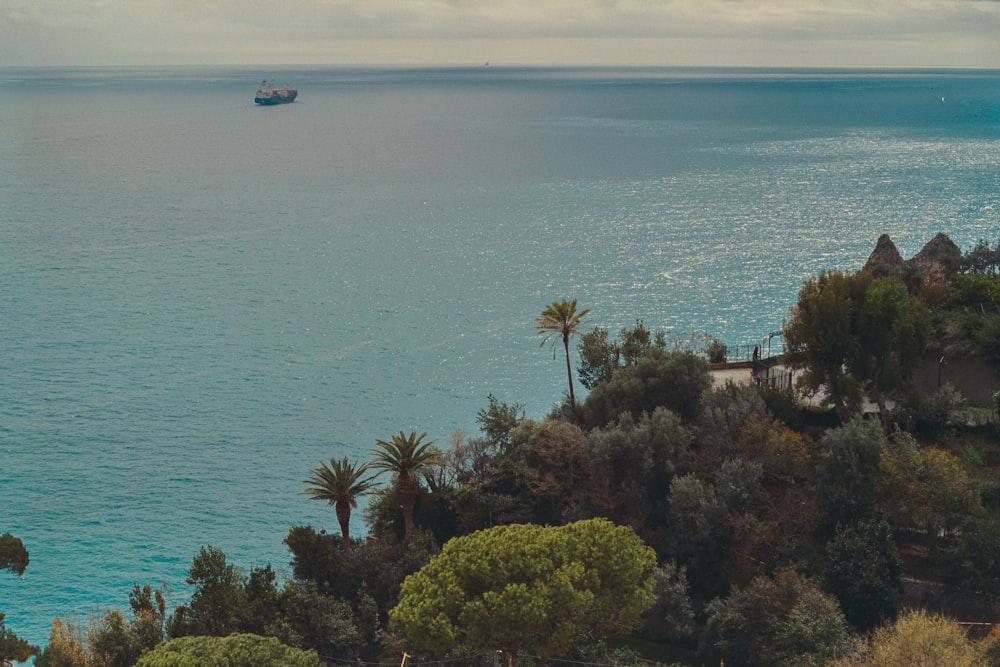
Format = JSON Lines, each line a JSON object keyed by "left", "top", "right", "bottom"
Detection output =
{"left": 255, "top": 92, "right": 297, "bottom": 105}
{"left": 254, "top": 80, "right": 298, "bottom": 105}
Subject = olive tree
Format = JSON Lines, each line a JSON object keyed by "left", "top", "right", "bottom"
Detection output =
{"left": 824, "top": 519, "right": 901, "bottom": 630}
{"left": 582, "top": 347, "right": 711, "bottom": 428}
{"left": 705, "top": 570, "right": 852, "bottom": 667}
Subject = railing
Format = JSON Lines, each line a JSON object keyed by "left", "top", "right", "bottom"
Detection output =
{"left": 720, "top": 332, "right": 785, "bottom": 363}
{"left": 726, "top": 343, "right": 757, "bottom": 362}
{"left": 753, "top": 358, "right": 793, "bottom": 390}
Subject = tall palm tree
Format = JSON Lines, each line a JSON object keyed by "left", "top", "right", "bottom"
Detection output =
{"left": 303, "top": 457, "right": 377, "bottom": 557}
{"left": 370, "top": 431, "right": 442, "bottom": 538}
{"left": 536, "top": 299, "right": 591, "bottom": 411}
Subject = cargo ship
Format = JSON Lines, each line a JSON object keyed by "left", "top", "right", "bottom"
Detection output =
{"left": 255, "top": 80, "right": 297, "bottom": 105}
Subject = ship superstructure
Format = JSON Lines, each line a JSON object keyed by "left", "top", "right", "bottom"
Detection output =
{"left": 255, "top": 80, "right": 297, "bottom": 105}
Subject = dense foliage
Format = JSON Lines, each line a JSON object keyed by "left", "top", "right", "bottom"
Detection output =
{"left": 0, "top": 612, "right": 38, "bottom": 665}
{"left": 784, "top": 272, "right": 931, "bottom": 425}
{"left": 134, "top": 633, "right": 321, "bottom": 667}
{"left": 390, "top": 519, "right": 656, "bottom": 665}
{"left": 0, "top": 534, "right": 38, "bottom": 663}
{"left": 0, "top": 532, "right": 29, "bottom": 576}
{"left": 17, "top": 234, "right": 1000, "bottom": 666}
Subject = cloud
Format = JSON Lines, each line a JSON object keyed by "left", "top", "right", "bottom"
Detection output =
{"left": 2, "top": 0, "right": 998, "bottom": 66}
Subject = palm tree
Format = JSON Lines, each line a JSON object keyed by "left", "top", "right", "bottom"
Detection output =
{"left": 370, "top": 431, "right": 443, "bottom": 538}
{"left": 536, "top": 299, "right": 591, "bottom": 411}
{"left": 303, "top": 457, "right": 377, "bottom": 557}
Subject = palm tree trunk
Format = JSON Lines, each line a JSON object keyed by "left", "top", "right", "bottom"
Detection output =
{"left": 335, "top": 501, "right": 352, "bottom": 557}
{"left": 397, "top": 472, "right": 417, "bottom": 538}
{"left": 562, "top": 334, "right": 576, "bottom": 409}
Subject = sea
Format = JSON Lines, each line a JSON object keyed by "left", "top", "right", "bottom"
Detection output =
{"left": 0, "top": 66, "right": 997, "bottom": 649}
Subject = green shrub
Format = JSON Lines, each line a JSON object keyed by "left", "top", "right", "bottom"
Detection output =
{"left": 950, "top": 273, "right": 1000, "bottom": 309}
{"left": 135, "top": 633, "right": 321, "bottom": 667}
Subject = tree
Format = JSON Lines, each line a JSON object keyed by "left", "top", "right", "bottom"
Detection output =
{"left": 638, "top": 562, "right": 696, "bottom": 643}
{"left": 87, "top": 608, "right": 142, "bottom": 667}
{"left": 785, "top": 272, "right": 930, "bottom": 427}
{"left": 371, "top": 431, "right": 443, "bottom": 539}
{"left": 35, "top": 616, "right": 88, "bottom": 667}
{"left": 304, "top": 457, "right": 376, "bottom": 557}
{"left": 878, "top": 435, "right": 979, "bottom": 542}
{"left": 35, "top": 585, "right": 170, "bottom": 667}
{"left": 824, "top": 519, "right": 901, "bottom": 630}
{"left": 284, "top": 525, "right": 344, "bottom": 593}
{"left": 666, "top": 473, "right": 730, "bottom": 594}
{"left": 135, "top": 633, "right": 321, "bottom": 667}
{"left": 389, "top": 518, "right": 656, "bottom": 667}
{"left": 0, "top": 533, "right": 28, "bottom": 576}
{"left": 580, "top": 407, "right": 695, "bottom": 529}
{"left": 0, "top": 534, "right": 37, "bottom": 664}
{"left": 242, "top": 564, "right": 281, "bottom": 637}
{"left": 695, "top": 382, "right": 773, "bottom": 474}
{"left": 577, "top": 320, "right": 667, "bottom": 390}
{"left": 581, "top": 347, "right": 711, "bottom": 428}
{"left": 961, "top": 237, "right": 1000, "bottom": 275}
{"left": 168, "top": 546, "right": 247, "bottom": 637}
{"left": 129, "top": 583, "right": 168, "bottom": 654}
{"left": 854, "top": 277, "right": 930, "bottom": 426}
{"left": 831, "top": 610, "right": 985, "bottom": 667}
{"left": 815, "top": 417, "right": 889, "bottom": 530}
{"left": 282, "top": 526, "right": 440, "bottom": 640}
{"left": 577, "top": 326, "right": 617, "bottom": 390}
{"left": 0, "top": 612, "right": 38, "bottom": 665}
{"left": 706, "top": 570, "right": 853, "bottom": 667}
{"left": 475, "top": 394, "right": 524, "bottom": 449}
{"left": 536, "top": 299, "right": 591, "bottom": 411}
{"left": 784, "top": 270, "right": 870, "bottom": 423}
{"left": 946, "top": 509, "right": 1000, "bottom": 596}
{"left": 269, "top": 581, "right": 364, "bottom": 661}
{"left": 512, "top": 418, "right": 587, "bottom": 506}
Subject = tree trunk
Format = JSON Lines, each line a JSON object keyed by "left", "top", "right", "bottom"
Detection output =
{"left": 397, "top": 472, "right": 417, "bottom": 538}
{"left": 335, "top": 501, "right": 352, "bottom": 557}
{"left": 875, "top": 390, "right": 890, "bottom": 432}
{"left": 563, "top": 334, "right": 576, "bottom": 409}
{"left": 833, "top": 394, "right": 851, "bottom": 424}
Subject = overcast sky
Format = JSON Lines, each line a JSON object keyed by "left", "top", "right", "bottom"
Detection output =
{"left": 3, "top": 0, "right": 998, "bottom": 68}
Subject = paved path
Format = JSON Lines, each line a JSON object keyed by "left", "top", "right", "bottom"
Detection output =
{"left": 711, "top": 366, "right": 755, "bottom": 386}
{"left": 711, "top": 364, "right": 888, "bottom": 413}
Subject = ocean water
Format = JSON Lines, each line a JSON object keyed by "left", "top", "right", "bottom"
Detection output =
{"left": 0, "top": 66, "right": 997, "bottom": 647}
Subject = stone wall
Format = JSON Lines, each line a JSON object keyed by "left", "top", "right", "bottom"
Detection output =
{"left": 911, "top": 355, "right": 999, "bottom": 407}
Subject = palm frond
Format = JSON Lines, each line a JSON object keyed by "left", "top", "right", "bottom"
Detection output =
{"left": 303, "top": 456, "right": 377, "bottom": 508}
{"left": 371, "top": 431, "right": 443, "bottom": 477}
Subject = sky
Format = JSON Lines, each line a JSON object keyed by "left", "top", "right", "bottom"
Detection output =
{"left": 2, "top": 0, "right": 998, "bottom": 68}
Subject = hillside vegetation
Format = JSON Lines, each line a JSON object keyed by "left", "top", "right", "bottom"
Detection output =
{"left": 6, "top": 234, "right": 1000, "bottom": 667}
